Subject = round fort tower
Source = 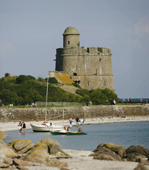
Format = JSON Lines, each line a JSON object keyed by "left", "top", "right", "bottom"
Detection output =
{"left": 55, "top": 26, "right": 114, "bottom": 91}
{"left": 63, "top": 26, "right": 80, "bottom": 48}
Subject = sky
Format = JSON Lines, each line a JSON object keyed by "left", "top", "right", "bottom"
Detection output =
{"left": 0, "top": 0, "right": 149, "bottom": 98}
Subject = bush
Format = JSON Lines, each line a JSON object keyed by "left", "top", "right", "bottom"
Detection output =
{"left": 37, "top": 77, "right": 46, "bottom": 83}
{"left": 83, "top": 94, "right": 90, "bottom": 102}
{"left": 16, "top": 75, "right": 36, "bottom": 84}
{"left": 48, "top": 77, "right": 58, "bottom": 84}
{"left": 76, "top": 89, "right": 85, "bottom": 96}
{"left": 72, "top": 83, "right": 81, "bottom": 88}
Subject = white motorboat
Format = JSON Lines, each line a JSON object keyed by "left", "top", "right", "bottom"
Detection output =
{"left": 30, "top": 121, "right": 64, "bottom": 132}
{"left": 30, "top": 122, "right": 51, "bottom": 132}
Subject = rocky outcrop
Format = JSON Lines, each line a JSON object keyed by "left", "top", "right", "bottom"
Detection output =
{"left": 90, "top": 142, "right": 149, "bottom": 165}
{"left": 90, "top": 147, "right": 122, "bottom": 161}
{"left": 21, "top": 147, "right": 51, "bottom": 164}
{"left": 0, "top": 138, "right": 70, "bottom": 170}
{"left": 13, "top": 158, "right": 31, "bottom": 167}
{"left": 126, "top": 145, "right": 149, "bottom": 162}
{"left": 133, "top": 163, "right": 149, "bottom": 170}
{"left": 0, "top": 140, "right": 17, "bottom": 158}
{"left": 9, "top": 139, "right": 33, "bottom": 154}
{"left": 38, "top": 138, "right": 62, "bottom": 154}
{"left": 90, "top": 142, "right": 126, "bottom": 161}
{"left": 0, "top": 130, "right": 7, "bottom": 140}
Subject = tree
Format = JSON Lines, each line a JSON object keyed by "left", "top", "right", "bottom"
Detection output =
{"left": 16, "top": 75, "right": 36, "bottom": 84}
{"left": 5, "top": 73, "right": 10, "bottom": 77}
{"left": 0, "top": 89, "right": 18, "bottom": 105}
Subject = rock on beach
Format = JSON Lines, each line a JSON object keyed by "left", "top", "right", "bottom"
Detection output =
{"left": 0, "top": 137, "right": 70, "bottom": 170}
{"left": 0, "top": 130, "right": 7, "bottom": 140}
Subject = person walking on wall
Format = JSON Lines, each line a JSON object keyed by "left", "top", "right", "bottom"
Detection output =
{"left": 113, "top": 100, "right": 116, "bottom": 105}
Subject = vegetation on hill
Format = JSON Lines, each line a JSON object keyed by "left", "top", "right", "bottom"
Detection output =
{"left": 76, "top": 88, "right": 118, "bottom": 105}
{"left": 0, "top": 73, "right": 118, "bottom": 106}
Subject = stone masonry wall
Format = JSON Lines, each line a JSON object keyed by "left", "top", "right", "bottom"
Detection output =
{"left": 0, "top": 105, "right": 149, "bottom": 122}
{"left": 55, "top": 46, "right": 114, "bottom": 91}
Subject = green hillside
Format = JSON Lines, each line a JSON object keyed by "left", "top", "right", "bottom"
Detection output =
{"left": 0, "top": 73, "right": 118, "bottom": 106}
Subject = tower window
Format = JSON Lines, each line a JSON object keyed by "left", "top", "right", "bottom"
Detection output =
{"left": 73, "top": 73, "right": 77, "bottom": 76}
{"left": 68, "top": 41, "right": 70, "bottom": 44}
{"left": 88, "top": 81, "right": 89, "bottom": 86}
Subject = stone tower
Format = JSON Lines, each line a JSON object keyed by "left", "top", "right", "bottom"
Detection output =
{"left": 55, "top": 26, "right": 114, "bottom": 91}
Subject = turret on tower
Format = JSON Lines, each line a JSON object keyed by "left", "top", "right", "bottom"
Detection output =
{"left": 63, "top": 26, "right": 80, "bottom": 48}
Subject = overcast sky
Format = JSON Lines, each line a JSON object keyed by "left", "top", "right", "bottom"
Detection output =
{"left": 0, "top": 0, "right": 149, "bottom": 98}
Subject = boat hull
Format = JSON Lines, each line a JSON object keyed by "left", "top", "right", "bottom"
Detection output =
{"left": 51, "top": 131, "right": 67, "bottom": 135}
{"left": 30, "top": 122, "right": 65, "bottom": 132}
{"left": 30, "top": 123, "right": 50, "bottom": 132}
{"left": 66, "top": 132, "right": 87, "bottom": 135}
{"left": 50, "top": 130, "right": 87, "bottom": 135}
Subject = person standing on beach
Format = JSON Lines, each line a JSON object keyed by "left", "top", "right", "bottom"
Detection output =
{"left": 69, "top": 117, "right": 73, "bottom": 126}
{"left": 82, "top": 112, "right": 86, "bottom": 125}
{"left": 22, "top": 122, "right": 26, "bottom": 133}
{"left": 76, "top": 117, "right": 79, "bottom": 126}
{"left": 18, "top": 120, "right": 22, "bottom": 134}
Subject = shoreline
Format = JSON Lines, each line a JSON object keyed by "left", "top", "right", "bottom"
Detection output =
{"left": 1, "top": 116, "right": 149, "bottom": 170}
{"left": 1, "top": 116, "right": 149, "bottom": 132}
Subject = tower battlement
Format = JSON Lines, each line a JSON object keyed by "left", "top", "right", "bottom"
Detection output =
{"left": 56, "top": 47, "right": 111, "bottom": 56}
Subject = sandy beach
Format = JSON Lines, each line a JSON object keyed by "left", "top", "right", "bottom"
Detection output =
{"left": 22, "top": 149, "right": 140, "bottom": 170}
{"left": 0, "top": 116, "right": 149, "bottom": 132}
{"left": 1, "top": 116, "right": 149, "bottom": 170}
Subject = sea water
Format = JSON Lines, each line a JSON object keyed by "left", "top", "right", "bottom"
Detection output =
{"left": 4, "top": 121, "right": 149, "bottom": 151}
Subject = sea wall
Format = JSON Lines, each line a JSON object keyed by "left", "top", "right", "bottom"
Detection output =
{"left": 0, "top": 105, "right": 149, "bottom": 122}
